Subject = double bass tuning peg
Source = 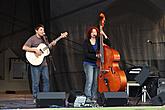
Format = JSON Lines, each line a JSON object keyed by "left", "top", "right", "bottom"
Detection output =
{"left": 100, "top": 13, "right": 105, "bottom": 18}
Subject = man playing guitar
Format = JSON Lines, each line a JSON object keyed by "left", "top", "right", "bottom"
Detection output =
{"left": 22, "top": 24, "right": 67, "bottom": 104}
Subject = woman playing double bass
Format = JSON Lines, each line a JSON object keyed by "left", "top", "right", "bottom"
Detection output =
{"left": 82, "top": 25, "right": 111, "bottom": 101}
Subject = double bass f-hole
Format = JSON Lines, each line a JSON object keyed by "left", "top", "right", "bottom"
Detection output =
{"left": 110, "top": 67, "right": 115, "bottom": 74}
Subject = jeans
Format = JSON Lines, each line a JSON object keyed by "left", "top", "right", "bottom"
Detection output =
{"left": 83, "top": 63, "right": 99, "bottom": 99}
{"left": 30, "top": 65, "right": 49, "bottom": 98}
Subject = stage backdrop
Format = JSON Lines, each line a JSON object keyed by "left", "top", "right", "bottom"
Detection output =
{"left": 47, "top": 0, "right": 165, "bottom": 93}
{"left": 0, "top": 0, "right": 165, "bottom": 93}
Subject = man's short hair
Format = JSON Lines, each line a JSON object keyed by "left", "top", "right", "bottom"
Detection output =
{"left": 34, "top": 24, "right": 44, "bottom": 31}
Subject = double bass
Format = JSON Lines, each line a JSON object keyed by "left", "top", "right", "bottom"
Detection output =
{"left": 97, "top": 13, "right": 127, "bottom": 93}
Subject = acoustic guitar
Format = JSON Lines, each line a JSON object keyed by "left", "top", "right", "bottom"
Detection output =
{"left": 26, "top": 32, "right": 68, "bottom": 66}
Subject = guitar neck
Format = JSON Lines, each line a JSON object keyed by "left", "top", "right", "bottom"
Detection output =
{"left": 100, "top": 26, "right": 104, "bottom": 64}
{"left": 48, "top": 36, "right": 63, "bottom": 48}
{"left": 54, "top": 36, "right": 63, "bottom": 43}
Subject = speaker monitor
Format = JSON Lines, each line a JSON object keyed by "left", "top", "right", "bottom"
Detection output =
{"left": 36, "top": 92, "right": 66, "bottom": 107}
{"left": 100, "top": 92, "right": 128, "bottom": 106}
{"left": 151, "top": 92, "right": 165, "bottom": 106}
{"left": 134, "top": 66, "right": 150, "bottom": 86}
{"left": 157, "top": 87, "right": 165, "bottom": 95}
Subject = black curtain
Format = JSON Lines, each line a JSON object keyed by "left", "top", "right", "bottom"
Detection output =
{"left": 48, "top": 0, "right": 165, "bottom": 93}
{"left": 1, "top": 0, "right": 165, "bottom": 93}
{"left": 107, "top": 0, "right": 165, "bottom": 77}
{"left": 10, "top": 0, "right": 51, "bottom": 92}
{"left": 48, "top": 0, "right": 112, "bottom": 93}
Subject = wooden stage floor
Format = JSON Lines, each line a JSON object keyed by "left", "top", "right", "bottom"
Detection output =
{"left": 0, "top": 93, "right": 164, "bottom": 110}
{"left": 0, "top": 93, "right": 35, "bottom": 109}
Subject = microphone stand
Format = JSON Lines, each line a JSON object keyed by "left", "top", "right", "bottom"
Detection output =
{"left": 42, "top": 35, "right": 57, "bottom": 73}
{"left": 48, "top": 55, "right": 56, "bottom": 73}
{"left": 146, "top": 41, "right": 152, "bottom": 67}
{"left": 42, "top": 35, "right": 57, "bottom": 91}
{"left": 146, "top": 40, "right": 165, "bottom": 67}
{"left": 148, "top": 41, "right": 165, "bottom": 45}
{"left": 46, "top": 53, "right": 57, "bottom": 92}
{"left": 145, "top": 40, "right": 165, "bottom": 67}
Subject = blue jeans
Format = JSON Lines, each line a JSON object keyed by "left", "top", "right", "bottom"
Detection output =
{"left": 83, "top": 63, "right": 99, "bottom": 99}
{"left": 30, "top": 65, "right": 49, "bottom": 98}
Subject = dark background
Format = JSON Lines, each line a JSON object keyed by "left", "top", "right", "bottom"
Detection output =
{"left": 0, "top": 0, "right": 165, "bottom": 93}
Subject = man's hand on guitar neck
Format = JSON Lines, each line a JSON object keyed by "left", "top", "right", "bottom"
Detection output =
{"left": 50, "top": 40, "right": 56, "bottom": 47}
{"left": 49, "top": 32, "right": 68, "bottom": 48}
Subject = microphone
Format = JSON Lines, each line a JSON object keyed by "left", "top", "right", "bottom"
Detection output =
{"left": 146, "top": 40, "right": 152, "bottom": 44}
{"left": 43, "top": 33, "right": 48, "bottom": 39}
{"left": 41, "top": 33, "right": 49, "bottom": 45}
{"left": 42, "top": 33, "right": 47, "bottom": 39}
{"left": 94, "top": 34, "right": 97, "bottom": 37}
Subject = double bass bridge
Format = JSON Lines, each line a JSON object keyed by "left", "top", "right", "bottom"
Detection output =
{"left": 100, "top": 69, "right": 110, "bottom": 74}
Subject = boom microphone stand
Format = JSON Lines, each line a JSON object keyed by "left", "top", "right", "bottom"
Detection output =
{"left": 48, "top": 55, "right": 56, "bottom": 72}
{"left": 146, "top": 40, "right": 165, "bottom": 67}
{"left": 42, "top": 35, "right": 57, "bottom": 91}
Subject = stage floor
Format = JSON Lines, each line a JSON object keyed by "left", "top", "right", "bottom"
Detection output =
{"left": 0, "top": 93, "right": 35, "bottom": 109}
{"left": 0, "top": 93, "right": 164, "bottom": 110}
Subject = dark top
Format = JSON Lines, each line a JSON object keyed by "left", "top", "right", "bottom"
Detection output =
{"left": 83, "top": 37, "right": 111, "bottom": 65}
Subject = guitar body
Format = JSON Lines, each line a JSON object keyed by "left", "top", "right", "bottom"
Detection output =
{"left": 26, "top": 43, "right": 50, "bottom": 66}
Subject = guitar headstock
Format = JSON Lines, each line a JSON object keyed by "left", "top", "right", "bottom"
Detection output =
{"left": 51, "top": 32, "right": 68, "bottom": 46}
{"left": 61, "top": 32, "right": 68, "bottom": 38}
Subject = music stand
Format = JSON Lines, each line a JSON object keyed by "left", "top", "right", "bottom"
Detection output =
{"left": 134, "top": 66, "right": 151, "bottom": 104}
